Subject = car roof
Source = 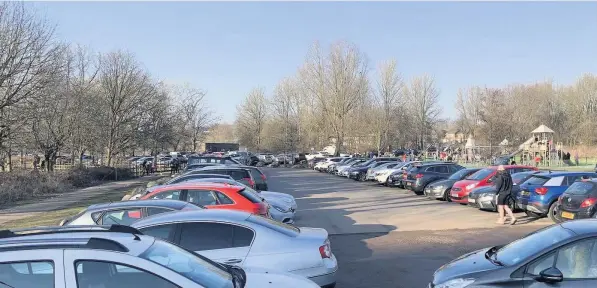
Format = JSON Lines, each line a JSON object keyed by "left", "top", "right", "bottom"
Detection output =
{"left": 196, "top": 166, "right": 248, "bottom": 171}
{"left": 86, "top": 199, "right": 190, "bottom": 211}
{"left": 534, "top": 171, "right": 595, "bottom": 177}
{"left": 0, "top": 226, "right": 154, "bottom": 256}
{"left": 151, "top": 182, "right": 244, "bottom": 191}
{"left": 560, "top": 219, "right": 597, "bottom": 235}
{"left": 487, "top": 165, "right": 536, "bottom": 169}
{"left": 132, "top": 209, "right": 251, "bottom": 228}
{"left": 418, "top": 162, "right": 458, "bottom": 167}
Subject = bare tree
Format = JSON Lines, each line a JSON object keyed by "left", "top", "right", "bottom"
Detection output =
{"left": 406, "top": 74, "right": 441, "bottom": 149}
{"left": 236, "top": 87, "right": 268, "bottom": 151}
{"left": 271, "top": 77, "right": 300, "bottom": 152}
{"left": 172, "top": 84, "right": 214, "bottom": 152}
{"left": 372, "top": 59, "right": 403, "bottom": 154}
{"left": 300, "top": 41, "right": 369, "bottom": 156}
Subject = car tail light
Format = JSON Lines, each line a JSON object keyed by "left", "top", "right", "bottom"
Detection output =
{"left": 243, "top": 178, "right": 255, "bottom": 188}
{"left": 261, "top": 174, "right": 266, "bottom": 181}
{"left": 416, "top": 173, "right": 423, "bottom": 179}
{"left": 535, "top": 187, "right": 548, "bottom": 195}
{"left": 319, "top": 239, "right": 331, "bottom": 259}
{"left": 581, "top": 198, "right": 597, "bottom": 208}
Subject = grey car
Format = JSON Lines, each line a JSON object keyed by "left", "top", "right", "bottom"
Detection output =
{"left": 132, "top": 209, "right": 338, "bottom": 288}
{"left": 60, "top": 199, "right": 203, "bottom": 226}
{"left": 431, "top": 220, "right": 597, "bottom": 288}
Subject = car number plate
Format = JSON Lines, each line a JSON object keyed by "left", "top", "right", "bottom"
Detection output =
{"left": 561, "top": 211, "right": 575, "bottom": 219}
{"left": 451, "top": 192, "right": 459, "bottom": 197}
{"left": 468, "top": 198, "right": 476, "bottom": 203}
{"left": 521, "top": 191, "right": 530, "bottom": 196}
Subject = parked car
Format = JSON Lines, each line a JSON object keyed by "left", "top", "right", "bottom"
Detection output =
{"left": 424, "top": 168, "right": 481, "bottom": 201}
{"left": 466, "top": 171, "right": 539, "bottom": 211}
{"left": 348, "top": 161, "right": 395, "bottom": 181}
{"left": 386, "top": 161, "right": 423, "bottom": 188}
{"left": 314, "top": 157, "right": 346, "bottom": 172}
{"left": 186, "top": 156, "right": 241, "bottom": 166}
{"left": 191, "top": 177, "right": 297, "bottom": 224}
{"left": 403, "top": 162, "right": 465, "bottom": 194}
{"left": 557, "top": 179, "right": 597, "bottom": 222}
{"left": 306, "top": 151, "right": 330, "bottom": 161}
{"left": 184, "top": 163, "right": 223, "bottom": 172}
{"left": 140, "top": 182, "right": 270, "bottom": 217}
{"left": 189, "top": 166, "right": 259, "bottom": 189}
{"left": 368, "top": 162, "right": 403, "bottom": 182}
{"left": 59, "top": 199, "right": 203, "bottom": 226}
{"left": 142, "top": 173, "right": 234, "bottom": 195}
{"left": 0, "top": 225, "right": 319, "bottom": 288}
{"left": 328, "top": 157, "right": 360, "bottom": 174}
{"left": 256, "top": 153, "right": 275, "bottom": 164}
{"left": 430, "top": 219, "right": 597, "bottom": 288}
{"left": 450, "top": 165, "right": 538, "bottom": 204}
{"left": 132, "top": 210, "right": 338, "bottom": 288}
{"left": 236, "top": 166, "right": 269, "bottom": 191}
{"left": 336, "top": 159, "right": 367, "bottom": 177}
{"left": 517, "top": 171, "right": 597, "bottom": 222}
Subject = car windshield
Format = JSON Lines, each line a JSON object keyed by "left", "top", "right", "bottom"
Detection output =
{"left": 449, "top": 169, "right": 476, "bottom": 180}
{"left": 565, "top": 182, "right": 595, "bottom": 195}
{"left": 466, "top": 168, "right": 495, "bottom": 180}
{"left": 495, "top": 225, "right": 574, "bottom": 266}
{"left": 523, "top": 175, "right": 550, "bottom": 186}
{"left": 140, "top": 239, "right": 233, "bottom": 288}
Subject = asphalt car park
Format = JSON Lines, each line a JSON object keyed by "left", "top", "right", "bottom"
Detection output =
{"left": 263, "top": 168, "right": 554, "bottom": 288}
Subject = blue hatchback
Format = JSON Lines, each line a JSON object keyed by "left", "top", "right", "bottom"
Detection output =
{"left": 517, "top": 171, "right": 597, "bottom": 222}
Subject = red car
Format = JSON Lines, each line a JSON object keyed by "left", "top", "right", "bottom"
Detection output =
{"left": 140, "top": 182, "right": 269, "bottom": 217}
{"left": 449, "top": 165, "right": 538, "bottom": 204}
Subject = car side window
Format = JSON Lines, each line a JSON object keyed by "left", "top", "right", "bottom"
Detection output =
{"left": 555, "top": 238, "right": 597, "bottom": 279}
{"left": 150, "top": 190, "right": 181, "bottom": 200}
{"left": 233, "top": 226, "right": 254, "bottom": 248}
{"left": 101, "top": 209, "right": 142, "bottom": 225}
{"left": 179, "top": 222, "right": 233, "bottom": 251}
{"left": 215, "top": 192, "right": 234, "bottom": 205}
{"left": 527, "top": 252, "right": 556, "bottom": 276}
{"left": 449, "top": 165, "right": 462, "bottom": 173}
{"left": 187, "top": 190, "right": 218, "bottom": 206}
{"left": 139, "top": 224, "right": 177, "bottom": 241}
{"left": 75, "top": 260, "right": 179, "bottom": 288}
{"left": 146, "top": 207, "right": 173, "bottom": 216}
{"left": 436, "top": 166, "right": 449, "bottom": 173}
{"left": 0, "top": 261, "right": 54, "bottom": 288}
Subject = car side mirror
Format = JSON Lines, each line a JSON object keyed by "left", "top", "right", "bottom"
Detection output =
{"left": 487, "top": 178, "right": 493, "bottom": 183}
{"left": 537, "top": 267, "right": 563, "bottom": 283}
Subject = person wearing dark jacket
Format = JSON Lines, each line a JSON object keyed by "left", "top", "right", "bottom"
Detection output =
{"left": 493, "top": 165, "right": 517, "bottom": 225}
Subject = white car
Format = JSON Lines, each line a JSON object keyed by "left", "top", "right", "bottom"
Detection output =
{"left": 314, "top": 157, "right": 346, "bottom": 172}
{"left": 0, "top": 225, "right": 320, "bottom": 288}
{"left": 133, "top": 210, "right": 338, "bottom": 288}
{"left": 365, "top": 162, "right": 402, "bottom": 181}
{"left": 374, "top": 163, "right": 407, "bottom": 184}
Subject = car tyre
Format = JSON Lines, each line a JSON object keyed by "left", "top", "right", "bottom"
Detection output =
{"left": 525, "top": 210, "right": 543, "bottom": 218}
{"left": 442, "top": 189, "right": 452, "bottom": 202}
{"left": 548, "top": 202, "right": 563, "bottom": 223}
{"left": 358, "top": 173, "right": 366, "bottom": 182}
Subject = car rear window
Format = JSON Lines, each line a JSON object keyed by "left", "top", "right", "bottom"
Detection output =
{"left": 524, "top": 175, "right": 550, "bottom": 186}
{"left": 466, "top": 168, "right": 495, "bottom": 180}
{"left": 565, "top": 182, "right": 595, "bottom": 195}
{"left": 238, "top": 188, "right": 263, "bottom": 203}
{"left": 246, "top": 168, "right": 264, "bottom": 183}
{"left": 228, "top": 170, "right": 250, "bottom": 180}
{"left": 247, "top": 215, "right": 300, "bottom": 237}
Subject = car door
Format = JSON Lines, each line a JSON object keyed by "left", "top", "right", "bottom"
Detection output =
{"left": 0, "top": 250, "right": 64, "bottom": 288}
{"left": 63, "top": 250, "right": 195, "bottom": 288}
{"left": 147, "top": 189, "right": 182, "bottom": 200}
{"left": 175, "top": 222, "right": 254, "bottom": 266}
{"left": 186, "top": 189, "right": 224, "bottom": 209}
{"left": 523, "top": 237, "right": 597, "bottom": 287}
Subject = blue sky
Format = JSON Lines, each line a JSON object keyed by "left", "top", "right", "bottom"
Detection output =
{"left": 33, "top": 1, "right": 597, "bottom": 123}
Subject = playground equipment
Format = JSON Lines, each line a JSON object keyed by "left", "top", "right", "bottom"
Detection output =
{"left": 508, "top": 125, "right": 563, "bottom": 167}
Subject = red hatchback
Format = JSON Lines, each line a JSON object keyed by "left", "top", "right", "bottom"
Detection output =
{"left": 450, "top": 165, "right": 538, "bottom": 204}
{"left": 140, "top": 182, "right": 269, "bottom": 217}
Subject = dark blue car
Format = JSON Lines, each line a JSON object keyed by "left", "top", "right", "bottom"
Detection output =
{"left": 517, "top": 171, "right": 597, "bottom": 222}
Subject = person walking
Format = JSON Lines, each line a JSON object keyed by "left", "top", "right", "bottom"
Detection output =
{"left": 493, "top": 165, "right": 516, "bottom": 225}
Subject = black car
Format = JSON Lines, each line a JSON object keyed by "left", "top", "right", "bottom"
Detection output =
{"left": 403, "top": 162, "right": 465, "bottom": 194}
{"left": 190, "top": 167, "right": 257, "bottom": 189}
{"left": 348, "top": 161, "right": 395, "bottom": 181}
{"left": 424, "top": 168, "right": 481, "bottom": 201}
{"left": 558, "top": 180, "right": 597, "bottom": 222}
{"left": 466, "top": 171, "right": 537, "bottom": 211}
{"left": 237, "top": 166, "right": 269, "bottom": 191}
{"left": 431, "top": 220, "right": 597, "bottom": 287}
{"left": 184, "top": 163, "right": 223, "bottom": 172}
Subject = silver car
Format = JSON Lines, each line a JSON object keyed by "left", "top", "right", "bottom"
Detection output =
{"left": 0, "top": 225, "right": 319, "bottom": 288}
{"left": 133, "top": 210, "right": 338, "bottom": 288}
{"left": 60, "top": 199, "right": 203, "bottom": 226}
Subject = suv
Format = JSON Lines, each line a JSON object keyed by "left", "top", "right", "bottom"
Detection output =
{"left": 192, "top": 167, "right": 257, "bottom": 189}
{"left": 0, "top": 225, "right": 319, "bottom": 288}
{"left": 403, "top": 162, "right": 465, "bottom": 194}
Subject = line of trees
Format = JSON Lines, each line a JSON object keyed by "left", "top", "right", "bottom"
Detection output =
{"left": 236, "top": 41, "right": 597, "bottom": 157}
{"left": 235, "top": 41, "right": 444, "bottom": 156}
{"left": 0, "top": 3, "right": 213, "bottom": 171}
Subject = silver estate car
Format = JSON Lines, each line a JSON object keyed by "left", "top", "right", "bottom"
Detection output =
{"left": 60, "top": 199, "right": 203, "bottom": 226}
{"left": 132, "top": 210, "right": 338, "bottom": 288}
{"left": 0, "top": 225, "right": 320, "bottom": 288}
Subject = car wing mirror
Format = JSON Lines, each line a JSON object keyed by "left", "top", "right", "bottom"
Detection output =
{"left": 537, "top": 267, "right": 563, "bottom": 283}
{"left": 487, "top": 178, "right": 493, "bottom": 183}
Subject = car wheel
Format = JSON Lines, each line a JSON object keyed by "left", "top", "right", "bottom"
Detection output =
{"left": 358, "top": 173, "right": 366, "bottom": 182}
{"left": 443, "top": 189, "right": 452, "bottom": 202}
{"left": 525, "top": 210, "right": 543, "bottom": 218}
{"left": 548, "top": 202, "right": 562, "bottom": 223}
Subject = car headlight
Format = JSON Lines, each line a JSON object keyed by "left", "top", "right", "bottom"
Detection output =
{"left": 272, "top": 205, "right": 290, "bottom": 213}
{"left": 433, "top": 186, "right": 445, "bottom": 191}
{"left": 466, "top": 183, "right": 477, "bottom": 190}
{"left": 435, "top": 278, "right": 475, "bottom": 288}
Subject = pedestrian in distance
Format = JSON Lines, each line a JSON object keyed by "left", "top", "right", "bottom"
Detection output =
{"left": 170, "top": 158, "right": 177, "bottom": 175}
{"left": 141, "top": 159, "right": 148, "bottom": 176}
{"left": 493, "top": 165, "right": 516, "bottom": 225}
